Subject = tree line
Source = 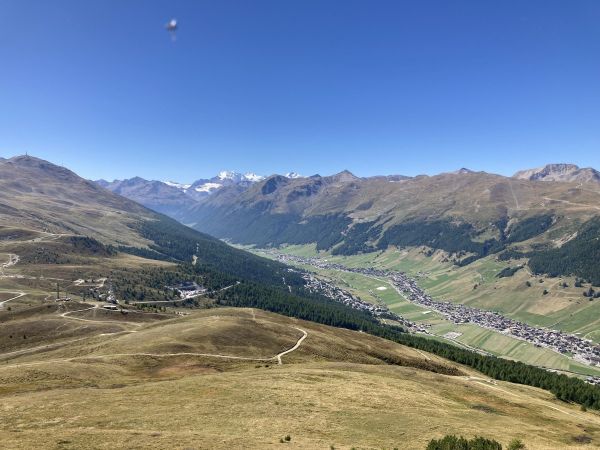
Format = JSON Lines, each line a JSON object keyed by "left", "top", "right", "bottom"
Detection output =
{"left": 528, "top": 217, "right": 600, "bottom": 285}
{"left": 214, "top": 280, "right": 600, "bottom": 410}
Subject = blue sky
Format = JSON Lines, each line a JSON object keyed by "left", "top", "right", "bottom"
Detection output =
{"left": 1, "top": 0, "right": 599, "bottom": 182}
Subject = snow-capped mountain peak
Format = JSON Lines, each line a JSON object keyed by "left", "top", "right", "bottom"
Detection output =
{"left": 243, "top": 172, "right": 265, "bottom": 182}
{"left": 217, "top": 170, "right": 241, "bottom": 181}
{"left": 215, "top": 170, "right": 265, "bottom": 183}
{"left": 157, "top": 170, "right": 298, "bottom": 200}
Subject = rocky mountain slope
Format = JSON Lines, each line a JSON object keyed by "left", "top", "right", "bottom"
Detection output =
{"left": 91, "top": 161, "right": 600, "bottom": 284}
{"left": 0, "top": 156, "right": 151, "bottom": 246}
{"left": 92, "top": 176, "right": 196, "bottom": 221}
{"left": 514, "top": 163, "right": 600, "bottom": 183}
{"left": 0, "top": 155, "right": 305, "bottom": 288}
{"left": 183, "top": 168, "right": 600, "bottom": 282}
{"left": 98, "top": 170, "right": 274, "bottom": 204}
{"left": 184, "top": 168, "right": 599, "bottom": 241}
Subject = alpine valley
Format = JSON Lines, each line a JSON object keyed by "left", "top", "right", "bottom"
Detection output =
{"left": 96, "top": 163, "right": 600, "bottom": 376}
{"left": 1, "top": 156, "right": 600, "bottom": 449}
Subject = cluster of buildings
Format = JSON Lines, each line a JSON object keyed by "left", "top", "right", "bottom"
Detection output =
{"left": 272, "top": 252, "right": 600, "bottom": 368}
{"left": 386, "top": 270, "right": 600, "bottom": 367}
{"left": 167, "top": 281, "right": 207, "bottom": 299}
{"left": 299, "top": 271, "right": 423, "bottom": 331}
{"left": 586, "top": 376, "right": 600, "bottom": 386}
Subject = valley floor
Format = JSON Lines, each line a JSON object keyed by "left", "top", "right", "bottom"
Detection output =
{"left": 249, "top": 244, "right": 600, "bottom": 378}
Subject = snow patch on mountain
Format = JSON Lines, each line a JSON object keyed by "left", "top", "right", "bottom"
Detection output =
{"left": 107, "top": 170, "right": 299, "bottom": 201}
{"left": 194, "top": 182, "right": 223, "bottom": 193}
{"left": 164, "top": 181, "right": 192, "bottom": 191}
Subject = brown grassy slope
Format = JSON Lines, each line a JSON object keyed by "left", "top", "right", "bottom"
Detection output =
{"left": 0, "top": 308, "right": 599, "bottom": 449}
{"left": 0, "top": 155, "right": 157, "bottom": 246}
{"left": 0, "top": 308, "right": 458, "bottom": 375}
{"left": 191, "top": 170, "right": 600, "bottom": 236}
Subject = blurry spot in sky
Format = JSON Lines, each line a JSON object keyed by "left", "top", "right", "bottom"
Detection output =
{"left": 166, "top": 18, "right": 177, "bottom": 42}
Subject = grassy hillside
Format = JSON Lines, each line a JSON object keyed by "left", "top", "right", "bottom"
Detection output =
{"left": 0, "top": 156, "right": 306, "bottom": 284}
{"left": 255, "top": 244, "right": 600, "bottom": 377}
{"left": 183, "top": 170, "right": 600, "bottom": 284}
{"left": 1, "top": 307, "right": 599, "bottom": 450}
{"left": 0, "top": 155, "right": 326, "bottom": 306}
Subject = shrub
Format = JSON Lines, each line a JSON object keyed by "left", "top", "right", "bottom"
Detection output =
{"left": 426, "top": 435, "right": 502, "bottom": 450}
{"left": 507, "top": 439, "right": 525, "bottom": 450}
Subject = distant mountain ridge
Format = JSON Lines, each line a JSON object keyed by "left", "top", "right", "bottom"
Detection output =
{"left": 93, "top": 176, "right": 196, "bottom": 221}
{"left": 90, "top": 162, "right": 600, "bottom": 283}
{"left": 513, "top": 163, "right": 600, "bottom": 183}
{"left": 178, "top": 164, "right": 600, "bottom": 271}
{"left": 97, "top": 170, "right": 301, "bottom": 202}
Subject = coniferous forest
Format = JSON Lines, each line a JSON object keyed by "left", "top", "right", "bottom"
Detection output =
{"left": 528, "top": 217, "right": 600, "bottom": 285}
{"left": 111, "top": 212, "right": 600, "bottom": 411}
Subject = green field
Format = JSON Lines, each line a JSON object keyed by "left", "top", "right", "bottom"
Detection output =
{"left": 272, "top": 244, "right": 600, "bottom": 342}
{"left": 259, "top": 245, "right": 600, "bottom": 377}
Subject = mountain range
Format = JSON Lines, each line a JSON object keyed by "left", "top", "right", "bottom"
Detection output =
{"left": 91, "top": 162, "right": 600, "bottom": 285}
{"left": 12, "top": 153, "right": 599, "bottom": 288}
{"left": 97, "top": 162, "right": 600, "bottom": 212}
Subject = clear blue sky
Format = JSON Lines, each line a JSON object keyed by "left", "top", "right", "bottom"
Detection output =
{"left": 1, "top": 0, "right": 599, "bottom": 182}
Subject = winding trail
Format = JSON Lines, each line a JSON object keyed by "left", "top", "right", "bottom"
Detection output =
{"left": 78, "top": 326, "right": 308, "bottom": 365}
{"left": 543, "top": 197, "right": 600, "bottom": 211}
{"left": 0, "top": 291, "right": 27, "bottom": 308}
{"left": 0, "top": 336, "right": 99, "bottom": 360}
{"left": 0, "top": 253, "right": 20, "bottom": 278}
{"left": 276, "top": 327, "right": 308, "bottom": 364}
{"left": 1, "top": 253, "right": 19, "bottom": 269}
{"left": 60, "top": 305, "right": 144, "bottom": 327}
{"left": 0, "top": 317, "right": 308, "bottom": 368}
